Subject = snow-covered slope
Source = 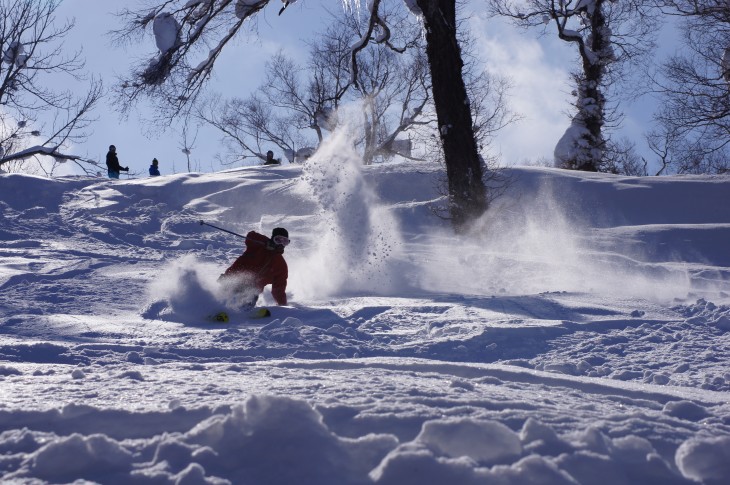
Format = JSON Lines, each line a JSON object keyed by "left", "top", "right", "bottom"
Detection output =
{"left": 1, "top": 157, "right": 729, "bottom": 484}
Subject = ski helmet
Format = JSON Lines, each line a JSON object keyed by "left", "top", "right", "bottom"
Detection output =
{"left": 272, "top": 227, "right": 288, "bottom": 239}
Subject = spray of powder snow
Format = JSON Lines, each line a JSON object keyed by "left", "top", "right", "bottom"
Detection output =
{"left": 290, "top": 126, "right": 404, "bottom": 299}
{"left": 143, "top": 254, "right": 256, "bottom": 322}
{"left": 415, "top": 179, "right": 693, "bottom": 302}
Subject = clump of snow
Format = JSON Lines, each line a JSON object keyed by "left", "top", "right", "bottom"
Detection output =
{"left": 662, "top": 400, "right": 710, "bottom": 422}
{"left": 520, "top": 418, "right": 572, "bottom": 454}
{"left": 676, "top": 435, "right": 730, "bottom": 482}
{"left": 417, "top": 418, "right": 522, "bottom": 465}
{"left": 179, "top": 395, "right": 389, "bottom": 483}
{"left": 235, "top": 0, "right": 269, "bottom": 18}
{"left": 28, "top": 434, "right": 133, "bottom": 481}
{"left": 2, "top": 40, "right": 28, "bottom": 67}
{"left": 118, "top": 370, "right": 145, "bottom": 381}
{"left": 554, "top": 120, "right": 591, "bottom": 168}
{"left": 153, "top": 13, "right": 180, "bottom": 53}
{"left": 0, "top": 365, "right": 21, "bottom": 376}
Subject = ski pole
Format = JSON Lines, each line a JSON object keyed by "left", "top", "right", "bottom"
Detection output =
{"left": 199, "top": 220, "right": 270, "bottom": 246}
{"left": 199, "top": 220, "right": 246, "bottom": 239}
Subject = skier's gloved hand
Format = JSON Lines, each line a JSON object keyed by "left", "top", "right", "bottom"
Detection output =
{"left": 123, "top": 166, "right": 129, "bottom": 171}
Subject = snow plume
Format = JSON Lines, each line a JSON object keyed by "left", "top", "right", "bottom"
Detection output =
{"left": 144, "top": 254, "right": 240, "bottom": 322}
{"left": 414, "top": 187, "right": 586, "bottom": 297}
{"left": 294, "top": 123, "right": 403, "bottom": 299}
{"left": 416, "top": 176, "right": 690, "bottom": 302}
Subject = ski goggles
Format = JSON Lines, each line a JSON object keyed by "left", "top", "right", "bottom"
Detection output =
{"left": 273, "top": 235, "right": 290, "bottom": 247}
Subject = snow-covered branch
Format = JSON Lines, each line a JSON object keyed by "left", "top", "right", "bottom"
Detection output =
{"left": 114, "top": 0, "right": 270, "bottom": 120}
{"left": 0, "top": 145, "right": 82, "bottom": 165}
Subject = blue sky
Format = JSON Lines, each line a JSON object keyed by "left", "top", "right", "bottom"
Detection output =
{"left": 51, "top": 1, "right": 669, "bottom": 176}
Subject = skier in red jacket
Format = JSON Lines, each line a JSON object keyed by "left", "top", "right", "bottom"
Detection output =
{"left": 220, "top": 227, "right": 289, "bottom": 308}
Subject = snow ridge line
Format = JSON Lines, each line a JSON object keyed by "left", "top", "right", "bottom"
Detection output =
{"left": 273, "top": 358, "right": 730, "bottom": 405}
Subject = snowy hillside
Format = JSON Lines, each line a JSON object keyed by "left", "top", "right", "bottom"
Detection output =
{"left": 1, "top": 151, "right": 730, "bottom": 484}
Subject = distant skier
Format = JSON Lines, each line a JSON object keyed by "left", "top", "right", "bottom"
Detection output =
{"left": 106, "top": 145, "right": 129, "bottom": 179}
{"left": 263, "top": 150, "right": 280, "bottom": 165}
{"left": 149, "top": 158, "right": 161, "bottom": 176}
{"left": 219, "top": 227, "right": 289, "bottom": 308}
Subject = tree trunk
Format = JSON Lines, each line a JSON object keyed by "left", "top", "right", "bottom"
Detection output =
{"left": 417, "top": 0, "right": 487, "bottom": 230}
{"left": 577, "top": 1, "right": 607, "bottom": 172}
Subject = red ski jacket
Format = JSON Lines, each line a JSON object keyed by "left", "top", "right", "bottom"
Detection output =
{"left": 223, "top": 231, "right": 288, "bottom": 305}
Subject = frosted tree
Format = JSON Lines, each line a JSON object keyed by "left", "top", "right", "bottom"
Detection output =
{"left": 649, "top": 1, "right": 730, "bottom": 174}
{"left": 489, "top": 0, "right": 656, "bottom": 172}
{"left": 0, "top": 0, "right": 103, "bottom": 175}
{"left": 113, "top": 0, "right": 490, "bottom": 230}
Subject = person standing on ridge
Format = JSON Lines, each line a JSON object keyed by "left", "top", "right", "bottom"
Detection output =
{"left": 149, "top": 158, "right": 160, "bottom": 176}
{"left": 219, "top": 227, "right": 289, "bottom": 308}
{"left": 263, "top": 150, "right": 280, "bottom": 165}
{"left": 106, "top": 145, "right": 129, "bottom": 179}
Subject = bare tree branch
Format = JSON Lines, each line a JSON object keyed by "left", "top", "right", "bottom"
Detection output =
{"left": 0, "top": 0, "right": 103, "bottom": 175}
{"left": 649, "top": 0, "right": 730, "bottom": 173}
